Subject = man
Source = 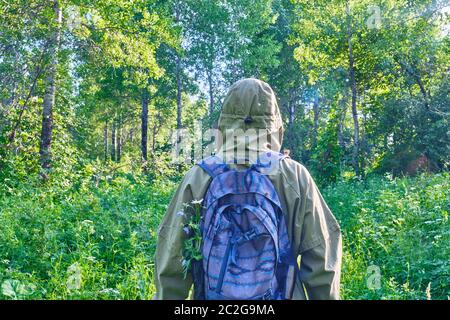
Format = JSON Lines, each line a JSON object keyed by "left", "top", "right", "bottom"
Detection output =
{"left": 154, "top": 78, "right": 342, "bottom": 299}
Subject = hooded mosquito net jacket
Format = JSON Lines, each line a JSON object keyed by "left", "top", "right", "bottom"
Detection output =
{"left": 154, "top": 78, "right": 342, "bottom": 300}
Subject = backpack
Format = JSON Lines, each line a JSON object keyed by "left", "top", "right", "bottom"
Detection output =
{"left": 193, "top": 151, "right": 298, "bottom": 300}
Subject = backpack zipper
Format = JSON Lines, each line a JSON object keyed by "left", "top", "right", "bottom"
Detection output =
{"left": 215, "top": 231, "right": 234, "bottom": 294}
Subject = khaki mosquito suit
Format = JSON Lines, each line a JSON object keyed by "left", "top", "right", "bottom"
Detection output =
{"left": 154, "top": 78, "right": 342, "bottom": 300}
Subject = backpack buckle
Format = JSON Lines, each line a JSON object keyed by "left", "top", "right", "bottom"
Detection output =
{"left": 262, "top": 289, "right": 272, "bottom": 300}
{"left": 244, "top": 228, "right": 256, "bottom": 241}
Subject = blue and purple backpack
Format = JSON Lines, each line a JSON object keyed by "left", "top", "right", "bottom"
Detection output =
{"left": 193, "top": 151, "right": 298, "bottom": 300}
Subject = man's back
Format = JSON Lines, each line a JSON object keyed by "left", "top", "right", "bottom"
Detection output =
{"left": 154, "top": 78, "right": 342, "bottom": 300}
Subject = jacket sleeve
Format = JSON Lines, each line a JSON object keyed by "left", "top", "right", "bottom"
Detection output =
{"left": 154, "top": 166, "right": 211, "bottom": 300}
{"left": 297, "top": 168, "right": 342, "bottom": 300}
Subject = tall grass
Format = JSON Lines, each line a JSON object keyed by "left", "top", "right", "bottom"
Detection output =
{"left": 0, "top": 174, "right": 173, "bottom": 299}
{"left": 0, "top": 172, "right": 448, "bottom": 299}
{"left": 323, "top": 173, "right": 449, "bottom": 299}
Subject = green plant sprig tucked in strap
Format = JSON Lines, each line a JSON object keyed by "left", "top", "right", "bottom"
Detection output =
{"left": 180, "top": 199, "right": 204, "bottom": 279}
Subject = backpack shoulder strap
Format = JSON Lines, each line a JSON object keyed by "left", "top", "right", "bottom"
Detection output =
{"left": 197, "top": 155, "right": 230, "bottom": 178}
{"left": 250, "top": 151, "right": 288, "bottom": 173}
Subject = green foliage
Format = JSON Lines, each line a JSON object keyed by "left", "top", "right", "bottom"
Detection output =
{"left": 324, "top": 172, "right": 449, "bottom": 299}
{"left": 0, "top": 0, "right": 448, "bottom": 301}
{"left": 289, "top": 0, "right": 449, "bottom": 178}
{"left": 1, "top": 171, "right": 447, "bottom": 299}
{"left": 0, "top": 170, "right": 174, "bottom": 299}
{"left": 310, "top": 113, "right": 343, "bottom": 185}
{"left": 180, "top": 200, "right": 204, "bottom": 278}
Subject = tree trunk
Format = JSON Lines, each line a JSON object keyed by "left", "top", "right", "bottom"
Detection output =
{"left": 111, "top": 119, "right": 116, "bottom": 162}
{"left": 176, "top": 54, "right": 183, "bottom": 129}
{"left": 104, "top": 121, "right": 108, "bottom": 161}
{"left": 338, "top": 109, "right": 347, "bottom": 152}
{"left": 338, "top": 93, "right": 348, "bottom": 153}
{"left": 117, "top": 116, "right": 122, "bottom": 162}
{"left": 39, "top": 0, "right": 62, "bottom": 174}
{"left": 152, "top": 115, "right": 158, "bottom": 156}
{"left": 173, "top": 5, "right": 183, "bottom": 130}
{"left": 207, "top": 69, "right": 214, "bottom": 115}
{"left": 287, "top": 89, "right": 296, "bottom": 156}
{"left": 360, "top": 111, "right": 367, "bottom": 177}
{"left": 311, "top": 95, "right": 320, "bottom": 151}
{"left": 414, "top": 73, "right": 430, "bottom": 111}
{"left": 397, "top": 58, "right": 430, "bottom": 111}
{"left": 9, "top": 47, "right": 47, "bottom": 147}
{"left": 141, "top": 91, "right": 149, "bottom": 163}
{"left": 347, "top": 1, "right": 360, "bottom": 177}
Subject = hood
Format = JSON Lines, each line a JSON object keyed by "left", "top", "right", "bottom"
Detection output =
{"left": 216, "top": 78, "right": 284, "bottom": 162}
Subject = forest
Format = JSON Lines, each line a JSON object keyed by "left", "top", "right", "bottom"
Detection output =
{"left": 0, "top": 0, "right": 448, "bottom": 299}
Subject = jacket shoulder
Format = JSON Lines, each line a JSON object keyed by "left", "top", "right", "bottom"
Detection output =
{"left": 277, "top": 157, "right": 315, "bottom": 196}
{"left": 280, "top": 157, "right": 312, "bottom": 178}
{"left": 183, "top": 164, "right": 212, "bottom": 183}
